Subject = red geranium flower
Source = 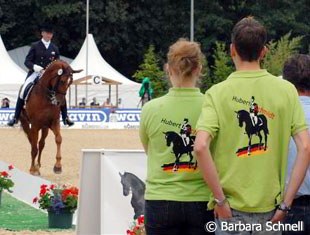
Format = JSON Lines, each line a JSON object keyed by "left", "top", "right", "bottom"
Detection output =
{"left": 33, "top": 197, "right": 38, "bottom": 203}
{"left": 8, "top": 165, "right": 14, "bottom": 170}
{"left": 1, "top": 171, "right": 8, "bottom": 177}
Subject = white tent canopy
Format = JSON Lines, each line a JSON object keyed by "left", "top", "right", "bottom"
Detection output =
{"left": 0, "top": 35, "right": 26, "bottom": 106}
{"left": 69, "top": 34, "right": 141, "bottom": 108}
{"left": 8, "top": 45, "right": 73, "bottom": 72}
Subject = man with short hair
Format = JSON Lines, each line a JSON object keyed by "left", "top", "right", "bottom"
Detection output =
{"left": 7, "top": 24, "right": 74, "bottom": 126}
{"left": 194, "top": 17, "right": 310, "bottom": 235}
{"left": 283, "top": 54, "right": 310, "bottom": 235}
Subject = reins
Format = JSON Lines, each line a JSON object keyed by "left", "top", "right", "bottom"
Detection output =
{"left": 37, "top": 65, "right": 72, "bottom": 106}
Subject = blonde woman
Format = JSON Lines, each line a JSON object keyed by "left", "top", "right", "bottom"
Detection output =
{"left": 139, "top": 38, "right": 214, "bottom": 234}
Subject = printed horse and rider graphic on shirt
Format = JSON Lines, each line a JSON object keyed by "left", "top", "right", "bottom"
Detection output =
{"left": 162, "top": 118, "right": 198, "bottom": 172}
{"left": 235, "top": 96, "right": 270, "bottom": 157}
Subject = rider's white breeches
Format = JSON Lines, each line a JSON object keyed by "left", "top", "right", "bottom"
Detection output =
{"left": 19, "top": 72, "right": 40, "bottom": 99}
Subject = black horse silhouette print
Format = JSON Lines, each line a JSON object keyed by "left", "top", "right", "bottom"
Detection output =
{"left": 163, "top": 131, "right": 197, "bottom": 172}
{"left": 235, "top": 109, "right": 269, "bottom": 156}
{"left": 119, "top": 172, "right": 145, "bottom": 219}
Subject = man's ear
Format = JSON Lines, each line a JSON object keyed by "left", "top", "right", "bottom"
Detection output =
{"left": 259, "top": 46, "right": 268, "bottom": 60}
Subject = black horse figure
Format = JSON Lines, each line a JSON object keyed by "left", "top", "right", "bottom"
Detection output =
{"left": 119, "top": 172, "right": 145, "bottom": 219}
{"left": 163, "top": 131, "right": 196, "bottom": 171}
{"left": 235, "top": 110, "right": 269, "bottom": 155}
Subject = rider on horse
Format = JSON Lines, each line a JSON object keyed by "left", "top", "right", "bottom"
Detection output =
{"left": 180, "top": 118, "right": 191, "bottom": 147}
{"left": 249, "top": 96, "right": 259, "bottom": 129}
{"left": 7, "top": 24, "right": 74, "bottom": 127}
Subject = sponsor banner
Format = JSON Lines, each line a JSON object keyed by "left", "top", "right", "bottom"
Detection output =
{"left": 0, "top": 108, "right": 141, "bottom": 129}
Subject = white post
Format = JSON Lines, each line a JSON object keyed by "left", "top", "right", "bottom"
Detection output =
{"left": 85, "top": 0, "right": 89, "bottom": 103}
{"left": 190, "top": 0, "right": 194, "bottom": 41}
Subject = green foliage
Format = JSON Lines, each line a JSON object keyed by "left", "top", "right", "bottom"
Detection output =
{"left": 199, "top": 57, "right": 212, "bottom": 93}
{"left": 133, "top": 45, "right": 166, "bottom": 97}
{"left": 212, "top": 42, "right": 234, "bottom": 85}
{"left": 0, "top": 0, "right": 308, "bottom": 80}
{"left": 262, "top": 32, "right": 303, "bottom": 76}
{"left": 0, "top": 170, "right": 14, "bottom": 193}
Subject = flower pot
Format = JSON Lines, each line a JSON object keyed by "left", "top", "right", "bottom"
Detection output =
{"left": 48, "top": 209, "right": 73, "bottom": 229}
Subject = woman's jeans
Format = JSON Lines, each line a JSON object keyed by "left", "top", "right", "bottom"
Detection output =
{"left": 145, "top": 200, "right": 214, "bottom": 235}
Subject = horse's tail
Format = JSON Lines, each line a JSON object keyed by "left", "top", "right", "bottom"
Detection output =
{"left": 259, "top": 115, "right": 269, "bottom": 135}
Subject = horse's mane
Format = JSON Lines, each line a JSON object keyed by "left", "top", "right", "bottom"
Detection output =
{"left": 124, "top": 172, "right": 145, "bottom": 189}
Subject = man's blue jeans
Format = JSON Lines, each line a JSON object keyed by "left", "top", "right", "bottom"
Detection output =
{"left": 283, "top": 195, "right": 310, "bottom": 235}
{"left": 145, "top": 200, "right": 214, "bottom": 235}
{"left": 214, "top": 209, "right": 281, "bottom": 235}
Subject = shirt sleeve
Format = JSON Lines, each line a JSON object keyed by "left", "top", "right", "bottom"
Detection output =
{"left": 24, "top": 44, "right": 36, "bottom": 70}
{"left": 290, "top": 86, "right": 308, "bottom": 135}
{"left": 196, "top": 91, "right": 219, "bottom": 138}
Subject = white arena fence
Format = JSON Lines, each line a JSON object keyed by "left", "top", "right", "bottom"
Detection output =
{"left": 77, "top": 149, "right": 146, "bottom": 235}
{"left": 0, "top": 108, "right": 141, "bottom": 129}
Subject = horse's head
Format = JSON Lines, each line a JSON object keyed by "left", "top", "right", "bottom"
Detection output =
{"left": 119, "top": 172, "right": 130, "bottom": 196}
{"left": 235, "top": 110, "right": 243, "bottom": 127}
{"left": 40, "top": 60, "right": 82, "bottom": 98}
{"left": 163, "top": 132, "right": 172, "bottom": 146}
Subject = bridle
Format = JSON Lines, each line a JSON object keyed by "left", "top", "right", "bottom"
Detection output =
{"left": 39, "top": 66, "right": 73, "bottom": 106}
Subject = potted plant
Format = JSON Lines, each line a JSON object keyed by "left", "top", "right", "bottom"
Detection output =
{"left": 0, "top": 165, "right": 15, "bottom": 206}
{"left": 33, "top": 184, "right": 79, "bottom": 229}
{"left": 126, "top": 215, "right": 145, "bottom": 235}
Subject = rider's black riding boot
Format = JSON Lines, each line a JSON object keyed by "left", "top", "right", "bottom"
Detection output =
{"left": 61, "top": 101, "right": 74, "bottom": 126}
{"left": 7, "top": 97, "right": 24, "bottom": 126}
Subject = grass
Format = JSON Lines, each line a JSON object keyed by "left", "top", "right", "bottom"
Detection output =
{"left": 0, "top": 191, "right": 73, "bottom": 232}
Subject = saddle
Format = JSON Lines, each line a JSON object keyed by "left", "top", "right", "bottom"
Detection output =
{"left": 21, "top": 74, "right": 41, "bottom": 101}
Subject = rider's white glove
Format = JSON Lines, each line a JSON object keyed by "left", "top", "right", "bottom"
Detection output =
{"left": 33, "top": 64, "right": 44, "bottom": 72}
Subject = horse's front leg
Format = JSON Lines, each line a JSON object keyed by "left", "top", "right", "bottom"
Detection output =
{"left": 173, "top": 152, "right": 180, "bottom": 172}
{"left": 51, "top": 123, "right": 62, "bottom": 174}
{"left": 37, "top": 128, "right": 49, "bottom": 168}
{"left": 257, "top": 131, "right": 262, "bottom": 149}
{"left": 29, "top": 127, "right": 40, "bottom": 175}
{"left": 188, "top": 151, "right": 193, "bottom": 169}
{"left": 264, "top": 131, "right": 268, "bottom": 151}
{"left": 247, "top": 134, "right": 252, "bottom": 156}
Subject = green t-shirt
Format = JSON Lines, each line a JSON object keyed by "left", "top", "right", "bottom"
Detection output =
{"left": 140, "top": 88, "right": 211, "bottom": 202}
{"left": 196, "top": 70, "right": 307, "bottom": 212}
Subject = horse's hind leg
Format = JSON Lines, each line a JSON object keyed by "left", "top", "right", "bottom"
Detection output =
{"left": 51, "top": 124, "right": 62, "bottom": 174}
{"left": 264, "top": 131, "right": 268, "bottom": 151}
{"left": 37, "top": 128, "right": 49, "bottom": 168}
{"left": 29, "top": 128, "right": 40, "bottom": 175}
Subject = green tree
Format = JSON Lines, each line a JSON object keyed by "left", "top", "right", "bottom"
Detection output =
{"left": 199, "top": 57, "right": 212, "bottom": 93}
{"left": 210, "top": 42, "right": 234, "bottom": 87}
{"left": 262, "top": 32, "right": 303, "bottom": 76}
{"left": 133, "top": 45, "right": 166, "bottom": 97}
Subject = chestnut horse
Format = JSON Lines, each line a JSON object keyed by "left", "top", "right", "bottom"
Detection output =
{"left": 19, "top": 60, "right": 82, "bottom": 175}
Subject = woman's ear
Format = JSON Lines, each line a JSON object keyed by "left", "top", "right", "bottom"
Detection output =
{"left": 165, "top": 63, "right": 172, "bottom": 77}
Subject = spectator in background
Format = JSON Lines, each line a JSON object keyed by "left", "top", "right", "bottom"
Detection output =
{"left": 1, "top": 97, "right": 10, "bottom": 108}
{"left": 90, "top": 97, "right": 99, "bottom": 107}
{"left": 139, "top": 77, "right": 154, "bottom": 107}
{"left": 79, "top": 97, "right": 86, "bottom": 108}
{"left": 103, "top": 97, "right": 113, "bottom": 108}
{"left": 117, "top": 98, "right": 123, "bottom": 108}
{"left": 283, "top": 54, "right": 310, "bottom": 235}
